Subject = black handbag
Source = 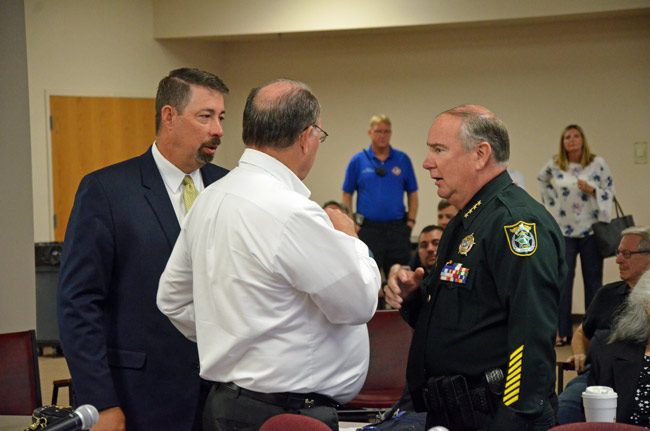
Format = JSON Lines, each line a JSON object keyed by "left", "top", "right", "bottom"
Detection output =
{"left": 24, "top": 405, "right": 75, "bottom": 430}
{"left": 591, "top": 197, "right": 635, "bottom": 258}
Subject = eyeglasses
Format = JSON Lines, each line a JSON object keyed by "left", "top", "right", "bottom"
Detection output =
{"left": 616, "top": 249, "right": 650, "bottom": 259}
{"left": 312, "top": 124, "right": 329, "bottom": 143}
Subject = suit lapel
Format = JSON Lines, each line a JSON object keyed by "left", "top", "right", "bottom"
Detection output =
{"left": 139, "top": 149, "right": 180, "bottom": 248}
{"left": 200, "top": 164, "right": 224, "bottom": 186}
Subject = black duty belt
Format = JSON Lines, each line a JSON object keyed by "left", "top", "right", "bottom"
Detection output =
{"left": 218, "top": 382, "right": 340, "bottom": 410}
{"left": 422, "top": 370, "right": 504, "bottom": 431}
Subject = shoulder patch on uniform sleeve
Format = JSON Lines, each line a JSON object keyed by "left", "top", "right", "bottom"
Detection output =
{"left": 503, "top": 221, "right": 538, "bottom": 256}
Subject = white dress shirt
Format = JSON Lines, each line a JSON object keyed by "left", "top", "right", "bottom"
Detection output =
{"left": 157, "top": 148, "right": 380, "bottom": 403}
{"left": 152, "top": 143, "right": 204, "bottom": 223}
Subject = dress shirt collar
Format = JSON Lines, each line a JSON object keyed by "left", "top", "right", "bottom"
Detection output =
{"left": 152, "top": 142, "right": 203, "bottom": 192}
{"left": 239, "top": 148, "right": 311, "bottom": 198}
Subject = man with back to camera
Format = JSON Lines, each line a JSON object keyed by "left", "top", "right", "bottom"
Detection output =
{"left": 342, "top": 115, "right": 419, "bottom": 278}
{"left": 57, "top": 68, "right": 229, "bottom": 431}
{"left": 157, "top": 79, "right": 381, "bottom": 431}
{"left": 557, "top": 226, "right": 650, "bottom": 423}
{"left": 384, "top": 104, "right": 566, "bottom": 430}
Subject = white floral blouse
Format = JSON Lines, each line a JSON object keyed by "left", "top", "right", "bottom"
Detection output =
{"left": 537, "top": 156, "right": 615, "bottom": 238}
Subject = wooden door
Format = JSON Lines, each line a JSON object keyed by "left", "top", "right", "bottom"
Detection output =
{"left": 50, "top": 96, "right": 155, "bottom": 241}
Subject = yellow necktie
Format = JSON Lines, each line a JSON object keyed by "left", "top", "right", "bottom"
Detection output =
{"left": 182, "top": 175, "right": 198, "bottom": 212}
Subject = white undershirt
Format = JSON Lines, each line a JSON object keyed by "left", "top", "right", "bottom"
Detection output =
{"left": 151, "top": 143, "right": 204, "bottom": 223}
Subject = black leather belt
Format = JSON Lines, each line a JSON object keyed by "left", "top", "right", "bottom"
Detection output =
{"left": 218, "top": 382, "right": 340, "bottom": 410}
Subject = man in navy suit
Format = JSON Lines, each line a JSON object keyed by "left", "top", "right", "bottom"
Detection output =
{"left": 58, "top": 68, "right": 229, "bottom": 431}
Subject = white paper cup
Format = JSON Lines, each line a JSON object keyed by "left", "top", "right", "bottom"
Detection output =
{"left": 582, "top": 386, "right": 618, "bottom": 423}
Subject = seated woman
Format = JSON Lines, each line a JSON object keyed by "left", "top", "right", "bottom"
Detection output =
{"left": 590, "top": 269, "right": 650, "bottom": 427}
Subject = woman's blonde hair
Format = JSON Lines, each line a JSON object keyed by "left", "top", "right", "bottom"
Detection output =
{"left": 554, "top": 124, "right": 596, "bottom": 171}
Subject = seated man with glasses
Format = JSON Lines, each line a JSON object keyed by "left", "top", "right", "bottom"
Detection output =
{"left": 557, "top": 225, "right": 650, "bottom": 424}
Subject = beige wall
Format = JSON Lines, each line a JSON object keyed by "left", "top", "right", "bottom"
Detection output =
{"left": 153, "top": 0, "right": 650, "bottom": 39}
{"left": 214, "top": 14, "right": 650, "bottom": 312}
{"left": 1, "top": 0, "right": 36, "bottom": 332}
{"left": 25, "top": 0, "right": 226, "bottom": 241}
{"left": 25, "top": 2, "right": 650, "bottom": 313}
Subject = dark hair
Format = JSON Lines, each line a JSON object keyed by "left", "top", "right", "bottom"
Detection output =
{"left": 437, "top": 199, "right": 452, "bottom": 211}
{"left": 443, "top": 105, "right": 510, "bottom": 164}
{"left": 242, "top": 79, "right": 320, "bottom": 149}
{"left": 420, "top": 224, "right": 443, "bottom": 236}
{"left": 322, "top": 200, "right": 352, "bottom": 217}
{"left": 155, "top": 68, "right": 229, "bottom": 133}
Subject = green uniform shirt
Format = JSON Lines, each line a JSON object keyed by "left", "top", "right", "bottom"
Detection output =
{"left": 405, "top": 171, "right": 567, "bottom": 425}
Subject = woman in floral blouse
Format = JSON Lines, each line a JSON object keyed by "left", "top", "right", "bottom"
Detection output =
{"left": 538, "top": 124, "right": 615, "bottom": 346}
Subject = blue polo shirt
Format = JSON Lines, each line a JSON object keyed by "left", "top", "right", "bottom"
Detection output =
{"left": 342, "top": 146, "right": 418, "bottom": 222}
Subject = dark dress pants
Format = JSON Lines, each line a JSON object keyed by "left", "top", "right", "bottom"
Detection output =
{"left": 359, "top": 222, "right": 412, "bottom": 279}
{"left": 203, "top": 384, "right": 338, "bottom": 431}
{"left": 558, "top": 235, "right": 603, "bottom": 339}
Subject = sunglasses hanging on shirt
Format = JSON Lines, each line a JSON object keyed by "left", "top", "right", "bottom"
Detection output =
{"left": 363, "top": 149, "right": 387, "bottom": 177}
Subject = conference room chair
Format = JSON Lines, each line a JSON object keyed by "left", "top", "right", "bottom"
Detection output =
{"left": 338, "top": 309, "right": 413, "bottom": 421}
{"left": 556, "top": 359, "right": 577, "bottom": 395}
{"left": 0, "top": 329, "right": 43, "bottom": 415}
{"left": 52, "top": 377, "right": 73, "bottom": 405}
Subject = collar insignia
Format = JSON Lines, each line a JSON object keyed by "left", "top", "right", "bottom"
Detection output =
{"left": 458, "top": 233, "right": 475, "bottom": 256}
{"left": 464, "top": 200, "right": 482, "bottom": 218}
{"left": 504, "top": 221, "right": 538, "bottom": 256}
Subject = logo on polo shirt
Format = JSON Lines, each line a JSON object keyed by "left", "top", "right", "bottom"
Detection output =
{"left": 391, "top": 166, "right": 401, "bottom": 176}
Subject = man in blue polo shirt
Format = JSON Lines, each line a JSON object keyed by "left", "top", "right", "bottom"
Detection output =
{"left": 342, "top": 114, "right": 419, "bottom": 278}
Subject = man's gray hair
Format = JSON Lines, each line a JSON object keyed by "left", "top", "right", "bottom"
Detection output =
{"left": 443, "top": 105, "right": 510, "bottom": 164}
{"left": 622, "top": 226, "right": 650, "bottom": 251}
{"left": 609, "top": 270, "right": 650, "bottom": 344}
{"left": 242, "top": 79, "right": 320, "bottom": 149}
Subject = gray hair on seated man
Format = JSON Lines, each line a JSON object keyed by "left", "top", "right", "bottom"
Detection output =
{"left": 609, "top": 255, "right": 650, "bottom": 345}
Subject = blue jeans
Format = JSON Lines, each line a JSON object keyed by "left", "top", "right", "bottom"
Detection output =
{"left": 558, "top": 235, "right": 603, "bottom": 339}
{"left": 556, "top": 371, "right": 589, "bottom": 424}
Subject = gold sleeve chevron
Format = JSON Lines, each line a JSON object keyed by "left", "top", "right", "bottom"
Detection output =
{"left": 502, "top": 345, "right": 524, "bottom": 406}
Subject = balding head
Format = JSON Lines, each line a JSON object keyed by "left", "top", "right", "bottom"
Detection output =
{"left": 242, "top": 79, "right": 320, "bottom": 149}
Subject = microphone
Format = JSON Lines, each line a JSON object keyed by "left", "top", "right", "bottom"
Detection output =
{"left": 44, "top": 404, "right": 99, "bottom": 431}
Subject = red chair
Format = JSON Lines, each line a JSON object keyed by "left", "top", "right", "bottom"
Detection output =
{"left": 556, "top": 359, "right": 576, "bottom": 395}
{"left": 0, "top": 329, "right": 43, "bottom": 415}
{"left": 339, "top": 310, "right": 413, "bottom": 420}
{"left": 259, "top": 413, "right": 331, "bottom": 431}
{"left": 549, "top": 423, "right": 648, "bottom": 430}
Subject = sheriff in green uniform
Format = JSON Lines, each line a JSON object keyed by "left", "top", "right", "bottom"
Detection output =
{"left": 386, "top": 105, "right": 566, "bottom": 431}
